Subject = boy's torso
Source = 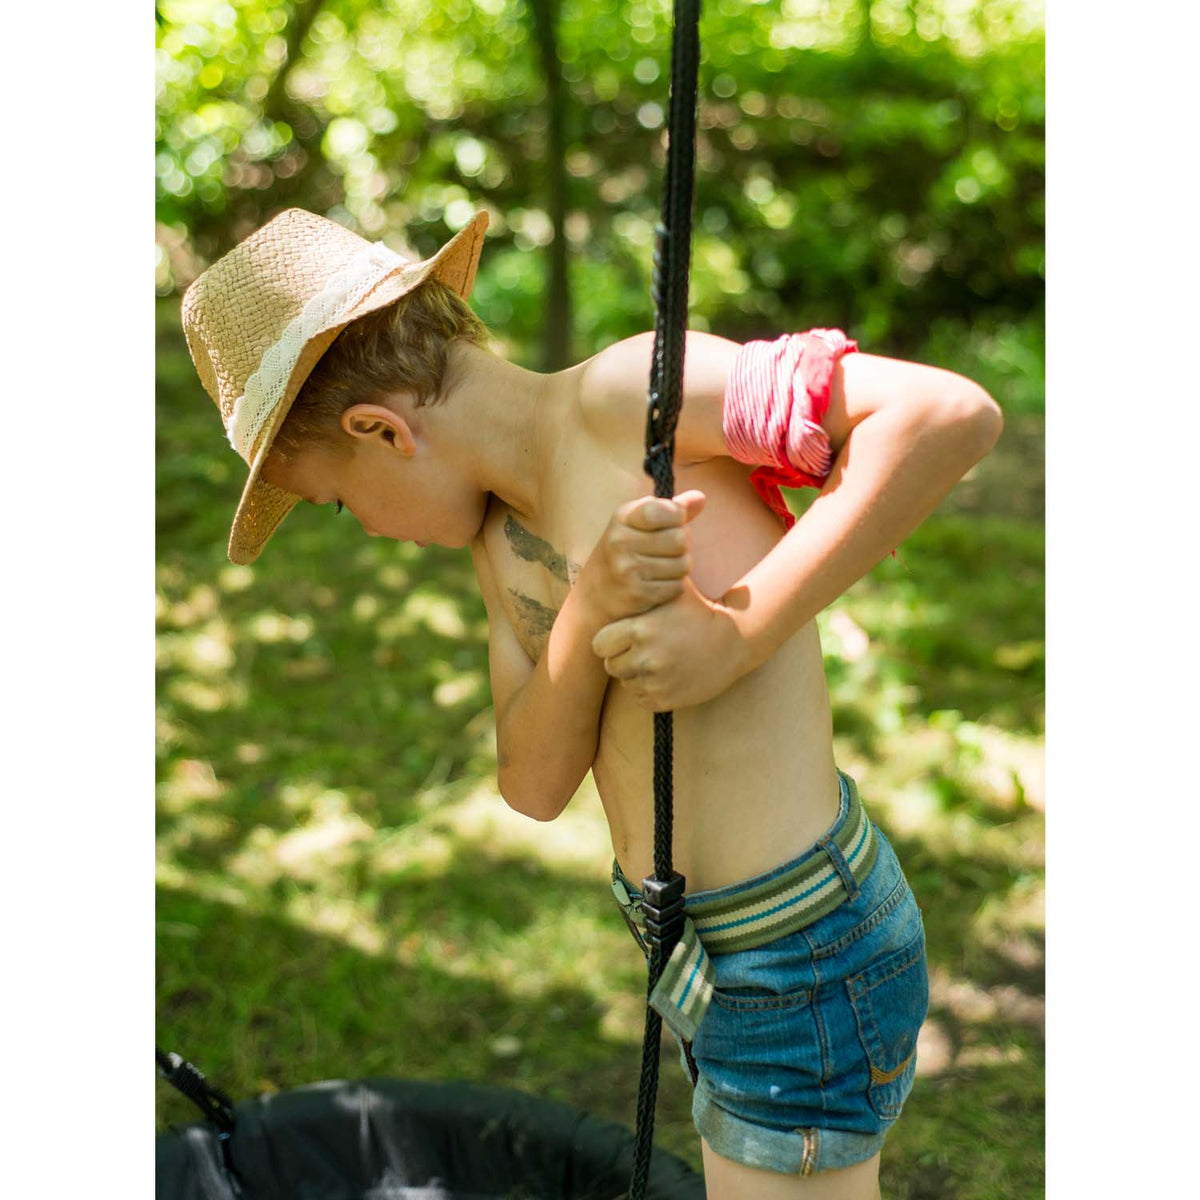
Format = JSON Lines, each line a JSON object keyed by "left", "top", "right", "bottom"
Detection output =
{"left": 479, "top": 332, "right": 840, "bottom": 893}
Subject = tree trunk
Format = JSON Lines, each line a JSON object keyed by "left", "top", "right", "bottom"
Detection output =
{"left": 527, "top": 0, "right": 572, "bottom": 371}
{"left": 859, "top": 0, "right": 874, "bottom": 49}
{"left": 203, "top": 0, "right": 328, "bottom": 257}
{"left": 261, "top": 0, "right": 324, "bottom": 124}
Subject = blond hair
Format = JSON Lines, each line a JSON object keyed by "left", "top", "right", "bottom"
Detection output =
{"left": 273, "top": 278, "right": 491, "bottom": 458}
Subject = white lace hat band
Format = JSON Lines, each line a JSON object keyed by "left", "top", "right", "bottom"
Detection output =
{"left": 224, "top": 241, "right": 409, "bottom": 462}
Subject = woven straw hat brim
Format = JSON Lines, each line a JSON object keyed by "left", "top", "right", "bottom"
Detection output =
{"left": 225, "top": 210, "right": 489, "bottom": 565}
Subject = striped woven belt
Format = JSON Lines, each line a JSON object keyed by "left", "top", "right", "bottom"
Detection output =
{"left": 610, "top": 769, "right": 879, "bottom": 1043}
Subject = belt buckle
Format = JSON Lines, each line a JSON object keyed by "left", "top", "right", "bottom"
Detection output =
{"left": 612, "top": 877, "right": 649, "bottom": 956}
{"left": 624, "top": 905, "right": 649, "bottom": 957}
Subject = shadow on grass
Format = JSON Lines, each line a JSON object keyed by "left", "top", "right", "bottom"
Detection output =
{"left": 886, "top": 1051, "right": 1045, "bottom": 1200}
{"left": 373, "top": 848, "right": 614, "bottom": 942}
{"left": 156, "top": 878, "right": 700, "bottom": 1160}
{"left": 158, "top": 804, "right": 1045, "bottom": 1197}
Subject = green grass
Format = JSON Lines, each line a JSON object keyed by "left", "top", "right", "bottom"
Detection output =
{"left": 156, "top": 297, "right": 1044, "bottom": 1197}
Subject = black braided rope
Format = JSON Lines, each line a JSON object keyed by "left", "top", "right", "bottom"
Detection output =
{"left": 628, "top": 3, "right": 701, "bottom": 1198}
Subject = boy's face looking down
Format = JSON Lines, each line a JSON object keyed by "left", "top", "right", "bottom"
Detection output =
{"left": 262, "top": 385, "right": 490, "bottom": 549}
{"left": 255, "top": 283, "right": 560, "bottom": 555}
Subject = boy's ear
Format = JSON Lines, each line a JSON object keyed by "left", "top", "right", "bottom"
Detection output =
{"left": 341, "top": 403, "right": 417, "bottom": 455}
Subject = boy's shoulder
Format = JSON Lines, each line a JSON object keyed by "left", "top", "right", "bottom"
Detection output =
{"left": 576, "top": 330, "right": 743, "bottom": 466}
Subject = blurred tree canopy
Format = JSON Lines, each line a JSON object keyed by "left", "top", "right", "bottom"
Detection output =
{"left": 156, "top": 0, "right": 1043, "bottom": 400}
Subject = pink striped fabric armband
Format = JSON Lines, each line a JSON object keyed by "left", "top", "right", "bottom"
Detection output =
{"left": 722, "top": 329, "right": 858, "bottom": 530}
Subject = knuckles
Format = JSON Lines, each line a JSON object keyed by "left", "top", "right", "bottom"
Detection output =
{"left": 595, "top": 501, "right": 694, "bottom": 624}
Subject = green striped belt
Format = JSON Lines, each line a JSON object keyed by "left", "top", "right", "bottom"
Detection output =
{"left": 610, "top": 769, "right": 879, "bottom": 1043}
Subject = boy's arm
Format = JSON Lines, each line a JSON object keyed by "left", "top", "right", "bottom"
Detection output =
{"left": 581, "top": 332, "right": 1002, "bottom": 711}
{"left": 707, "top": 350, "right": 1004, "bottom": 673}
{"left": 470, "top": 538, "right": 609, "bottom": 822}
{"left": 471, "top": 480, "right": 699, "bottom": 816}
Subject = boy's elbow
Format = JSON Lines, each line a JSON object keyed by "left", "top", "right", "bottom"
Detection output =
{"left": 944, "top": 382, "right": 1004, "bottom": 458}
{"left": 526, "top": 799, "right": 569, "bottom": 823}
{"left": 512, "top": 794, "right": 570, "bottom": 823}
{"left": 497, "top": 769, "right": 567, "bottom": 822}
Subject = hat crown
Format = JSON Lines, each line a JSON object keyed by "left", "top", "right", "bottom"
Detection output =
{"left": 181, "top": 210, "right": 412, "bottom": 443}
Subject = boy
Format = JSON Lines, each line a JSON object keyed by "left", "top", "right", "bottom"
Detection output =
{"left": 182, "top": 207, "right": 1002, "bottom": 1200}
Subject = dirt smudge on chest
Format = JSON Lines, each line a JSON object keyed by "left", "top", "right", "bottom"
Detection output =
{"left": 504, "top": 513, "right": 579, "bottom": 585}
{"left": 506, "top": 590, "right": 560, "bottom": 653}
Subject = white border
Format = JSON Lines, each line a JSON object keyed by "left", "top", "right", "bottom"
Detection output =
{"left": 8, "top": 3, "right": 1196, "bottom": 1195}
{"left": 1047, "top": 1, "right": 1198, "bottom": 1194}
{"left": 6, "top": 4, "right": 147, "bottom": 1192}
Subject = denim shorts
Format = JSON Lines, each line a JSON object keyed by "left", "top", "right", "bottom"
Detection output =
{"left": 612, "top": 770, "right": 929, "bottom": 1175}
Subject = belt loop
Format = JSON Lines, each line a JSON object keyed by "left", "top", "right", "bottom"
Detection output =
{"left": 817, "top": 834, "right": 859, "bottom": 901}
{"left": 833, "top": 768, "right": 851, "bottom": 829}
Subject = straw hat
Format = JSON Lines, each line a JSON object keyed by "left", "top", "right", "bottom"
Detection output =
{"left": 181, "top": 207, "right": 490, "bottom": 564}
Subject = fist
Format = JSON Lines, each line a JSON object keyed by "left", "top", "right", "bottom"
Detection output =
{"left": 579, "top": 490, "right": 706, "bottom": 627}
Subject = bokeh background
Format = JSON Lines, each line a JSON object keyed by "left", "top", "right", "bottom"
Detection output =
{"left": 156, "top": 2, "right": 1044, "bottom": 1196}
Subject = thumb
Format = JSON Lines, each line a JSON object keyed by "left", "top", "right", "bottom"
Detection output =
{"left": 673, "top": 489, "right": 707, "bottom": 522}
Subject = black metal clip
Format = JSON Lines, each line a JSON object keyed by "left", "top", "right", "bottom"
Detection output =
{"left": 640, "top": 871, "right": 686, "bottom": 953}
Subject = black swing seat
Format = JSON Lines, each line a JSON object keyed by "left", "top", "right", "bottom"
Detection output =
{"left": 156, "top": 1076, "right": 705, "bottom": 1199}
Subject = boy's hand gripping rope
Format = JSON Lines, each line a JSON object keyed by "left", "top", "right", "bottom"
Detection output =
{"left": 629, "top": 3, "right": 701, "bottom": 1199}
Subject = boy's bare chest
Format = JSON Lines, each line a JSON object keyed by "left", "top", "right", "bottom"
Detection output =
{"left": 480, "top": 422, "right": 782, "bottom": 665}
{"left": 479, "top": 405, "right": 839, "bottom": 890}
{"left": 478, "top": 438, "right": 628, "bottom": 663}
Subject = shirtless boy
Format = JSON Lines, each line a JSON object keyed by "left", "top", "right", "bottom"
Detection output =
{"left": 182, "top": 208, "right": 1002, "bottom": 1200}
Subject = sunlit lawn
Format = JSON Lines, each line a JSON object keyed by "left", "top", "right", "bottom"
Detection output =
{"left": 156, "top": 299, "right": 1043, "bottom": 1200}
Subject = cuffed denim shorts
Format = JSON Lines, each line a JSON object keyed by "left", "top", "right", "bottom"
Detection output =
{"left": 613, "top": 770, "right": 929, "bottom": 1175}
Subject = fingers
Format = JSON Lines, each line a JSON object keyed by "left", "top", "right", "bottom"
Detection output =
{"left": 616, "top": 492, "right": 702, "bottom": 569}
{"left": 626, "top": 576, "right": 686, "bottom": 609}
{"left": 595, "top": 491, "right": 702, "bottom": 624}
{"left": 593, "top": 615, "right": 660, "bottom": 677}
{"left": 592, "top": 620, "right": 633, "bottom": 660}
{"left": 608, "top": 659, "right": 647, "bottom": 685}
{"left": 618, "top": 497, "right": 672, "bottom": 532}
{"left": 630, "top": 527, "right": 689, "bottom": 560}
{"left": 638, "top": 552, "right": 690, "bottom": 580}
{"left": 620, "top": 491, "right": 706, "bottom": 532}
{"left": 673, "top": 489, "right": 707, "bottom": 523}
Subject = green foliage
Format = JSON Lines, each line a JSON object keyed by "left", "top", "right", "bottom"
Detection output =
{"left": 156, "top": 298, "right": 1043, "bottom": 1196}
{"left": 156, "top": 0, "right": 1043, "bottom": 400}
{"left": 156, "top": 4, "right": 1044, "bottom": 1192}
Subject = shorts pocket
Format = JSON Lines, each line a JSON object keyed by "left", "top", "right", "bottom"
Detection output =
{"left": 697, "top": 982, "right": 823, "bottom": 1101}
{"left": 709, "top": 982, "right": 813, "bottom": 1013}
{"left": 847, "top": 927, "right": 928, "bottom": 1120}
{"left": 707, "top": 928, "right": 816, "bottom": 1013}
